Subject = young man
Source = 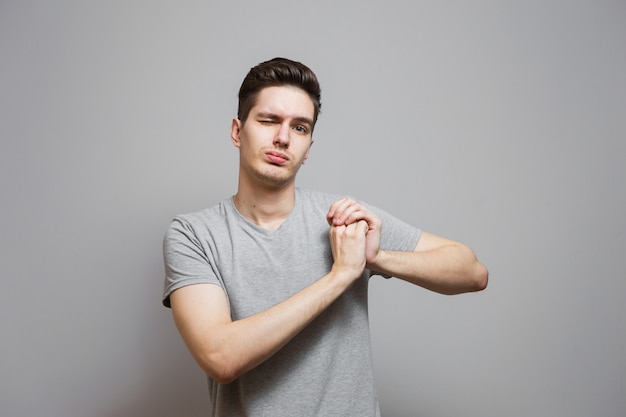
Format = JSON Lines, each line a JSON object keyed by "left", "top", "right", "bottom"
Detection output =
{"left": 162, "top": 57, "right": 488, "bottom": 416}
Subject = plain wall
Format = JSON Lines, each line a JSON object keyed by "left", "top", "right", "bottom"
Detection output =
{"left": 1, "top": 1, "right": 625, "bottom": 416}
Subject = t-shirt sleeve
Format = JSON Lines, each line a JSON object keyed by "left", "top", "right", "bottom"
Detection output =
{"left": 162, "top": 216, "right": 222, "bottom": 308}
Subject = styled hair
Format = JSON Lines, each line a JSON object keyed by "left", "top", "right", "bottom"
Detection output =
{"left": 237, "top": 57, "right": 322, "bottom": 127}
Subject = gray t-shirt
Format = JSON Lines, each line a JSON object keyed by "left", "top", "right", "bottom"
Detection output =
{"left": 163, "top": 188, "right": 421, "bottom": 417}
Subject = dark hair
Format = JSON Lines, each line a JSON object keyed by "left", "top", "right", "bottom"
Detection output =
{"left": 237, "top": 57, "right": 322, "bottom": 127}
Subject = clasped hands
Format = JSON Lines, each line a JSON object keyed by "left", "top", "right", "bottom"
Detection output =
{"left": 326, "top": 198, "right": 382, "bottom": 278}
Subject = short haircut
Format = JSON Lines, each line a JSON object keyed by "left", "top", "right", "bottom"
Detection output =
{"left": 237, "top": 57, "right": 322, "bottom": 128}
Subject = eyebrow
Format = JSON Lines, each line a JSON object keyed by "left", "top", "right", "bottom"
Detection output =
{"left": 256, "top": 112, "right": 313, "bottom": 127}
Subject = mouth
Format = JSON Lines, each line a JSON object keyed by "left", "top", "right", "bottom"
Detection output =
{"left": 266, "top": 151, "right": 289, "bottom": 165}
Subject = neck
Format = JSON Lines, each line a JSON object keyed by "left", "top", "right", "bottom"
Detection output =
{"left": 233, "top": 181, "right": 296, "bottom": 231}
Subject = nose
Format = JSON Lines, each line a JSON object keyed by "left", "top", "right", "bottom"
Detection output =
{"left": 274, "top": 122, "right": 290, "bottom": 147}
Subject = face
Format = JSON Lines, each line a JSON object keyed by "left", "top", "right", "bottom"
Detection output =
{"left": 231, "top": 86, "right": 315, "bottom": 189}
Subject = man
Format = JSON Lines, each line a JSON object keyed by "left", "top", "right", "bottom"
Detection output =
{"left": 162, "top": 57, "right": 488, "bottom": 416}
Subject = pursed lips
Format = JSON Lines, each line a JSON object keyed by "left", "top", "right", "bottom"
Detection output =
{"left": 266, "top": 151, "right": 290, "bottom": 165}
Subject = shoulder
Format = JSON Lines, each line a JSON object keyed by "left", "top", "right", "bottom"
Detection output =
{"left": 165, "top": 198, "right": 235, "bottom": 239}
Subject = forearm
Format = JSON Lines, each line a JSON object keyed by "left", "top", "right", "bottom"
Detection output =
{"left": 190, "top": 269, "right": 356, "bottom": 383}
{"left": 369, "top": 243, "right": 488, "bottom": 295}
{"left": 173, "top": 221, "right": 369, "bottom": 384}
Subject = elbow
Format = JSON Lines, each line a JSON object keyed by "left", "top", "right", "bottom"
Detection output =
{"left": 197, "top": 351, "right": 243, "bottom": 385}
{"left": 446, "top": 261, "right": 487, "bottom": 295}
{"left": 454, "top": 245, "right": 488, "bottom": 293}
{"left": 212, "top": 371, "right": 239, "bottom": 385}
{"left": 472, "top": 262, "right": 489, "bottom": 292}
{"left": 210, "top": 367, "right": 239, "bottom": 385}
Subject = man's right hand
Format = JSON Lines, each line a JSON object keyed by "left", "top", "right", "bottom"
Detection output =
{"left": 328, "top": 220, "right": 369, "bottom": 283}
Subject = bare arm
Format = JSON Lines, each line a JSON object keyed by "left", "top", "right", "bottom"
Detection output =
{"left": 327, "top": 198, "right": 488, "bottom": 295}
{"left": 369, "top": 231, "right": 488, "bottom": 295}
{"left": 170, "top": 220, "right": 369, "bottom": 384}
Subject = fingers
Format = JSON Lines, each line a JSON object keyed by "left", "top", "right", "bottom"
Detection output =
{"left": 329, "top": 219, "right": 369, "bottom": 240}
{"left": 355, "top": 219, "right": 369, "bottom": 234}
{"left": 328, "top": 199, "right": 383, "bottom": 268}
{"left": 327, "top": 198, "right": 377, "bottom": 227}
{"left": 328, "top": 220, "right": 369, "bottom": 278}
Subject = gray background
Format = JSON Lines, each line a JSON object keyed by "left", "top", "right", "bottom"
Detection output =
{"left": 1, "top": 1, "right": 625, "bottom": 416}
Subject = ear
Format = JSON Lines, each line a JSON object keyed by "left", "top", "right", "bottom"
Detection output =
{"left": 230, "top": 118, "right": 242, "bottom": 148}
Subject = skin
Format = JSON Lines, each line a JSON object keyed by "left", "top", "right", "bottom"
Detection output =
{"left": 229, "top": 86, "right": 315, "bottom": 230}
{"left": 170, "top": 85, "right": 488, "bottom": 384}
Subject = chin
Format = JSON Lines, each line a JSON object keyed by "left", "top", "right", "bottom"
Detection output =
{"left": 254, "top": 171, "right": 294, "bottom": 188}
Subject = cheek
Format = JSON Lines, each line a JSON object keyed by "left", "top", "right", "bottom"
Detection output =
{"left": 302, "top": 143, "right": 313, "bottom": 159}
